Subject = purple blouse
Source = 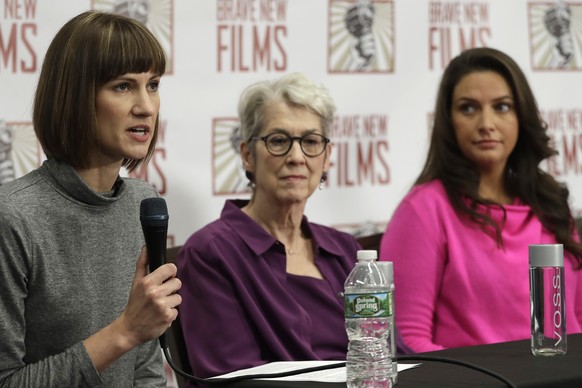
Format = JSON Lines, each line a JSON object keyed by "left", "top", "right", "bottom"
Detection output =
{"left": 177, "top": 199, "right": 361, "bottom": 379}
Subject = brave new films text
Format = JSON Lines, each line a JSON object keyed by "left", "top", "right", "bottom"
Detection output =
{"left": 327, "top": 114, "right": 390, "bottom": 188}
{"left": 428, "top": 1, "right": 491, "bottom": 70}
{"left": 130, "top": 119, "right": 168, "bottom": 195}
{"left": 0, "top": 0, "right": 38, "bottom": 73}
{"left": 216, "top": 0, "right": 288, "bottom": 72}
{"left": 542, "top": 109, "right": 582, "bottom": 177}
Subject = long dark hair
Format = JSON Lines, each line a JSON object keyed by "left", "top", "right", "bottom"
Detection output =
{"left": 416, "top": 47, "right": 582, "bottom": 263}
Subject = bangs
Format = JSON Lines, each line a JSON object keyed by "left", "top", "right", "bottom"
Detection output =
{"left": 96, "top": 19, "right": 166, "bottom": 83}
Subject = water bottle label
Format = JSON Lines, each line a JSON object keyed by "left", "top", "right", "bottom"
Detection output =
{"left": 344, "top": 291, "right": 393, "bottom": 318}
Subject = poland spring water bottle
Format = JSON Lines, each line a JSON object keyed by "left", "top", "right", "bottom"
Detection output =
{"left": 529, "top": 244, "right": 567, "bottom": 356}
{"left": 344, "top": 250, "right": 393, "bottom": 387}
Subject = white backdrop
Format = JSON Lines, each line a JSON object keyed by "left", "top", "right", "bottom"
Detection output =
{"left": 1, "top": 0, "right": 581, "bottom": 249}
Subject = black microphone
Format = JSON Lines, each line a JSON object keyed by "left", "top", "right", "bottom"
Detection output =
{"left": 140, "top": 197, "right": 169, "bottom": 349}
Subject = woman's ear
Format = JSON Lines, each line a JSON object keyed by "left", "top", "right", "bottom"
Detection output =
{"left": 240, "top": 141, "right": 253, "bottom": 171}
{"left": 323, "top": 141, "right": 332, "bottom": 171}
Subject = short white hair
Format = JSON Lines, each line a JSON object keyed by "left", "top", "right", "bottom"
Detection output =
{"left": 237, "top": 73, "right": 336, "bottom": 142}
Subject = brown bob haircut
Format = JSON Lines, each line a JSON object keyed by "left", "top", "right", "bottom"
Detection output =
{"left": 33, "top": 10, "right": 166, "bottom": 172}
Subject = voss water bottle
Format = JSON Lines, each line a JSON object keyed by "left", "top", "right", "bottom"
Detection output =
{"left": 529, "top": 244, "right": 567, "bottom": 356}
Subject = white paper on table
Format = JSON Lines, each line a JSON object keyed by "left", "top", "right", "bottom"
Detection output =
{"left": 209, "top": 361, "right": 422, "bottom": 383}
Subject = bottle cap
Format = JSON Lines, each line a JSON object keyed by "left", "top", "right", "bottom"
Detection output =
{"left": 376, "top": 261, "right": 394, "bottom": 284}
{"left": 357, "top": 250, "right": 377, "bottom": 261}
{"left": 529, "top": 244, "right": 564, "bottom": 267}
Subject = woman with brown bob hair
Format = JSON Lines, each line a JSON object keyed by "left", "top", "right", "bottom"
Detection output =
{"left": 0, "top": 11, "right": 181, "bottom": 387}
{"left": 33, "top": 10, "right": 165, "bottom": 172}
{"left": 380, "top": 47, "right": 582, "bottom": 353}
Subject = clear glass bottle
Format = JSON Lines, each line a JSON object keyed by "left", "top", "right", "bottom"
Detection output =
{"left": 529, "top": 244, "right": 567, "bottom": 356}
{"left": 344, "top": 250, "right": 393, "bottom": 387}
{"left": 377, "top": 261, "right": 397, "bottom": 386}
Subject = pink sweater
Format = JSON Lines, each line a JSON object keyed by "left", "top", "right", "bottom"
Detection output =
{"left": 380, "top": 180, "right": 582, "bottom": 353}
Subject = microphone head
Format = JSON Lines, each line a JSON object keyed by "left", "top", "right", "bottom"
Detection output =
{"left": 140, "top": 197, "right": 169, "bottom": 227}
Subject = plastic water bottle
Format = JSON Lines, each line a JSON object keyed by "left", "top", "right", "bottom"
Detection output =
{"left": 344, "top": 250, "right": 393, "bottom": 387}
{"left": 529, "top": 244, "right": 567, "bottom": 356}
{"left": 377, "top": 261, "right": 397, "bottom": 385}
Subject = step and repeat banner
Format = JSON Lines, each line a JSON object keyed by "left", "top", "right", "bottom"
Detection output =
{"left": 1, "top": 0, "right": 581, "bottom": 248}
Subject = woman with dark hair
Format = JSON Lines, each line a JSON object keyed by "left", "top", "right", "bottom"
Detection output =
{"left": 380, "top": 47, "right": 582, "bottom": 353}
{"left": 0, "top": 11, "right": 181, "bottom": 387}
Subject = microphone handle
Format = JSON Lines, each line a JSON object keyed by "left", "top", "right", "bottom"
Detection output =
{"left": 143, "top": 227, "right": 167, "bottom": 273}
{"left": 142, "top": 226, "right": 168, "bottom": 349}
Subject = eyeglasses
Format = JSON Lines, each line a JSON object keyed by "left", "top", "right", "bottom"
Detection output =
{"left": 251, "top": 133, "right": 330, "bottom": 157}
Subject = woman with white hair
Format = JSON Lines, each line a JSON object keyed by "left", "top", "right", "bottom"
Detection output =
{"left": 178, "top": 73, "right": 408, "bottom": 379}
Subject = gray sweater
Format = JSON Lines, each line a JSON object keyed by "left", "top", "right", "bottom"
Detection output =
{"left": 0, "top": 159, "right": 165, "bottom": 387}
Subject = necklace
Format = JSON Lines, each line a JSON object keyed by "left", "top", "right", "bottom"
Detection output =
{"left": 285, "top": 238, "right": 305, "bottom": 255}
{"left": 286, "top": 246, "right": 301, "bottom": 255}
